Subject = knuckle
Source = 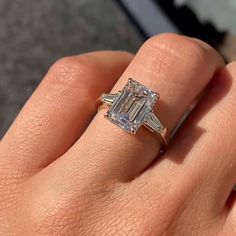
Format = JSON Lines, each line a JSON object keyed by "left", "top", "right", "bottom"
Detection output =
{"left": 146, "top": 33, "right": 206, "bottom": 57}
{"left": 142, "top": 33, "right": 214, "bottom": 75}
{"left": 46, "top": 55, "right": 96, "bottom": 87}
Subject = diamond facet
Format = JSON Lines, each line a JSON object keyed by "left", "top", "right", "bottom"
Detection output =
{"left": 105, "top": 79, "right": 159, "bottom": 133}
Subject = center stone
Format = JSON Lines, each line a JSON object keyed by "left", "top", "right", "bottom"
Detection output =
{"left": 106, "top": 79, "right": 158, "bottom": 133}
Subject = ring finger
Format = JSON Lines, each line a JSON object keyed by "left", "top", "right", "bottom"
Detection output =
{"left": 51, "top": 34, "right": 224, "bottom": 182}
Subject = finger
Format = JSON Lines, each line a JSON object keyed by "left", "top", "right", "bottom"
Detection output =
{"left": 0, "top": 51, "right": 133, "bottom": 175}
{"left": 228, "top": 190, "right": 236, "bottom": 234}
{"left": 52, "top": 34, "right": 224, "bottom": 182}
{"left": 143, "top": 62, "right": 236, "bottom": 217}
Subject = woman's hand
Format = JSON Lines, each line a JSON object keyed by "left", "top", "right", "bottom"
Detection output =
{"left": 0, "top": 34, "right": 236, "bottom": 236}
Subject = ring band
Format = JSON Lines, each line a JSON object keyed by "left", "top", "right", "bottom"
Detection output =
{"left": 99, "top": 79, "right": 170, "bottom": 148}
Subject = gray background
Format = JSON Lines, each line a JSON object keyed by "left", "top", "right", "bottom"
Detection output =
{"left": 0, "top": 0, "right": 142, "bottom": 137}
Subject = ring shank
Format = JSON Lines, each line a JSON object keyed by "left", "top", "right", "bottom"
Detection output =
{"left": 144, "top": 112, "right": 170, "bottom": 148}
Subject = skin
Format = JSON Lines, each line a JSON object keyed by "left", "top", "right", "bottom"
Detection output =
{"left": 0, "top": 33, "right": 236, "bottom": 236}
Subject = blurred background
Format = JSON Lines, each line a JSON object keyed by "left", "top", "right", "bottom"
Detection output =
{"left": 1, "top": 0, "right": 236, "bottom": 137}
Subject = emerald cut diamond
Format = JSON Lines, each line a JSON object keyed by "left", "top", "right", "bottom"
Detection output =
{"left": 105, "top": 79, "right": 159, "bottom": 133}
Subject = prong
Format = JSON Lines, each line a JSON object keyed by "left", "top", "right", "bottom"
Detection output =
{"left": 154, "top": 92, "right": 160, "bottom": 99}
{"left": 130, "top": 127, "right": 136, "bottom": 134}
{"left": 128, "top": 78, "right": 134, "bottom": 84}
{"left": 101, "top": 93, "right": 106, "bottom": 103}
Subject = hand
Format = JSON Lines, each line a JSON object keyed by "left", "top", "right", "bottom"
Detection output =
{"left": 0, "top": 34, "right": 236, "bottom": 236}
